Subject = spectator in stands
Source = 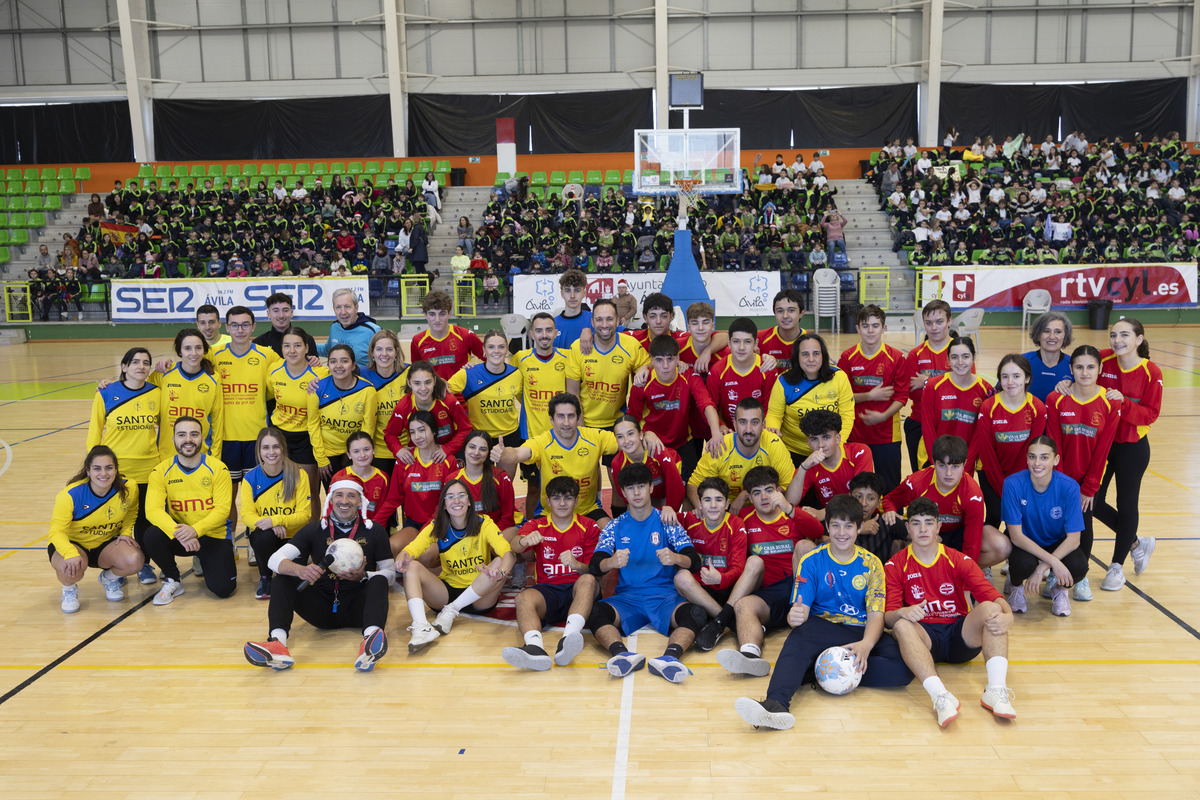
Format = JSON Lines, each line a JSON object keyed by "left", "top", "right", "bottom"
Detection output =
{"left": 821, "top": 206, "right": 849, "bottom": 257}
{"left": 206, "top": 253, "right": 227, "bottom": 277}
{"left": 457, "top": 216, "right": 474, "bottom": 254}
{"left": 422, "top": 172, "right": 443, "bottom": 230}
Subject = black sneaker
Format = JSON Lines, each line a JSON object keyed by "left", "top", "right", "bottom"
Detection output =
{"left": 255, "top": 576, "right": 271, "bottom": 600}
{"left": 696, "top": 619, "right": 727, "bottom": 652}
{"left": 501, "top": 643, "right": 552, "bottom": 671}
{"left": 734, "top": 697, "right": 795, "bottom": 730}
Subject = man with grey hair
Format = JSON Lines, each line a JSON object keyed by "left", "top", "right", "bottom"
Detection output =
{"left": 316, "top": 287, "right": 380, "bottom": 366}
{"left": 1023, "top": 311, "right": 1073, "bottom": 401}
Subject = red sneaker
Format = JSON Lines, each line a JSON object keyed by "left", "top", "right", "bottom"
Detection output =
{"left": 244, "top": 638, "right": 294, "bottom": 670}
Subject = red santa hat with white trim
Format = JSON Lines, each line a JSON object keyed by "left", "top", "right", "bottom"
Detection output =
{"left": 321, "top": 473, "right": 373, "bottom": 529}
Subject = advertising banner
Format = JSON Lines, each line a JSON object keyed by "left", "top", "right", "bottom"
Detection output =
{"left": 938, "top": 263, "right": 1197, "bottom": 310}
{"left": 111, "top": 278, "right": 370, "bottom": 323}
{"left": 513, "top": 271, "right": 781, "bottom": 317}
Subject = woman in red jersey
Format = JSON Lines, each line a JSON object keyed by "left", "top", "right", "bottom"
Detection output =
{"left": 972, "top": 354, "right": 1046, "bottom": 530}
{"left": 376, "top": 410, "right": 460, "bottom": 557}
{"left": 383, "top": 361, "right": 471, "bottom": 464}
{"left": 920, "top": 337, "right": 992, "bottom": 468}
{"left": 609, "top": 415, "right": 685, "bottom": 516}
{"left": 456, "top": 429, "right": 522, "bottom": 587}
{"left": 1046, "top": 345, "right": 1120, "bottom": 602}
{"left": 331, "top": 431, "right": 390, "bottom": 528}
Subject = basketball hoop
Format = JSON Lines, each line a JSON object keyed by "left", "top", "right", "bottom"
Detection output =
{"left": 673, "top": 177, "right": 702, "bottom": 226}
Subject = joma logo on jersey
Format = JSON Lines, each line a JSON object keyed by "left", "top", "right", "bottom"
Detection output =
{"left": 170, "top": 498, "right": 214, "bottom": 513}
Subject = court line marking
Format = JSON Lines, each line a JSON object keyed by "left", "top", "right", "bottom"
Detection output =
{"left": 0, "top": 437, "right": 10, "bottom": 478}
{"left": 0, "top": 381, "right": 95, "bottom": 408}
{"left": 5, "top": 421, "right": 87, "bottom": 448}
{"left": 1089, "top": 554, "right": 1200, "bottom": 643}
{"left": 611, "top": 631, "right": 636, "bottom": 800}
{"left": 1149, "top": 468, "right": 1200, "bottom": 498}
{"left": 0, "top": 533, "right": 50, "bottom": 562}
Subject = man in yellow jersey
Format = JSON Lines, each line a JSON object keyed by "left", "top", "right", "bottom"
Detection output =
{"left": 213, "top": 306, "right": 283, "bottom": 542}
{"left": 196, "top": 303, "right": 231, "bottom": 350}
{"left": 509, "top": 311, "right": 571, "bottom": 518}
{"left": 493, "top": 392, "right": 618, "bottom": 527}
{"left": 687, "top": 398, "right": 794, "bottom": 514}
{"left": 564, "top": 298, "right": 649, "bottom": 432}
{"left": 142, "top": 416, "right": 236, "bottom": 605}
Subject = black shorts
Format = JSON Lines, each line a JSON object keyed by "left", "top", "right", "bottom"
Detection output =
{"left": 753, "top": 577, "right": 795, "bottom": 630}
{"left": 222, "top": 440, "right": 258, "bottom": 480}
{"left": 402, "top": 516, "right": 428, "bottom": 531}
{"left": 48, "top": 539, "right": 117, "bottom": 568}
{"left": 940, "top": 529, "right": 964, "bottom": 552}
{"left": 519, "top": 461, "right": 539, "bottom": 484}
{"left": 920, "top": 617, "right": 981, "bottom": 664}
{"left": 281, "top": 429, "right": 316, "bottom": 466}
{"left": 700, "top": 584, "right": 732, "bottom": 607}
{"left": 531, "top": 581, "right": 585, "bottom": 626}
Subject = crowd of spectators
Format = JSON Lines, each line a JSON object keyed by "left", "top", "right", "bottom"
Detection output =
{"left": 873, "top": 130, "right": 1200, "bottom": 267}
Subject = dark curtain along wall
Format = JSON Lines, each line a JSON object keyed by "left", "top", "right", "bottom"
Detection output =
{"left": 0, "top": 101, "right": 134, "bottom": 164}
{"left": 1060, "top": 79, "right": 1187, "bottom": 140}
{"left": 667, "top": 85, "right": 918, "bottom": 149}
{"left": 939, "top": 84, "right": 1062, "bottom": 143}
{"left": 406, "top": 90, "right": 652, "bottom": 156}
{"left": 152, "top": 96, "right": 392, "bottom": 160}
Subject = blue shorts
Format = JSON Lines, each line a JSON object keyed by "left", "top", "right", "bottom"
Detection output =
{"left": 221, "top": 440, "right": 258, "bottom": 480}
{"left": 753, "top": 577, "right": 795, "bottom": 630}
{"left": 920, "top": 617, "right": 981, "bottom": 664}
{"left": 600, "top": 589, "right": 685, "bottom": 636}
{"left": 532, "top": 581, "right": 595, "bottom": 626}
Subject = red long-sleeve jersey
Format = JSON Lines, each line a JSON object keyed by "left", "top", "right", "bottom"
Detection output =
{"left": 972, "top": 393, "right": 1046, "bottom": 491}
{"left": 374, "top": 453, "right": 461, "bottom": 528}
{"left": 902, "top": 338, "right": 955, "bottom": 417}
{"left": 331, "top": 466, "right": 390, "bottom": 524}
{"left": 454, "top": 467, "right": 517, "bottom": 531}
{"left": 885, "top": 544, "right": 1000, "bottom": 624}
{"left": 626, "top": 371, "right": 716, "bottom": 449}
{"left": 837, "top": 343, "right": 909, "bottom": 445}
{"left": 1046, "top": 390, "right": 1121, "bottom": 497}
{"left": 609, "top": 446, "right": 685, "bottom": 509}
{"left": 801, "top": 442, "right": 874, "bottom": 508}
{"left": 738, "top": 505, "right": 824, "bottom": 586}
{"left": 921, "top": 374, "right": 993, "bottom": 463}
{"left": 706, "top": 355, "right": 777, "bottom": 429}
{"left": 882, "top": 467, "right": 984, "bottom": 562}
{"left": 410, "top": 325, "right": 484, "bottom": 380}
{"left": 383, "top": 393, "right": 471, "bottom": 456}
{"left": 679, "top": 510, "right": 748, "bottom": 591}
{"left": 1097, "top": 350, "right": 1163, "bottom": 443}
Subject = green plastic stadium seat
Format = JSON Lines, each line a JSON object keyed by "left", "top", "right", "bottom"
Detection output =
{"left": 23, "top": 181, "right": 40, "bottom": 195}
{"left": 585, "top": 170, "right": 602, "bottom": 185}
{"left": 400, "top": 161, "right": 416, "bottom": 173}
{"left": 39, "top": 167, "right": 54, "bottom": 180}
{"left": 548, "top": 185, "right": 564, "bottom": 198}
{"left": 568, "top": 170, "right": 584, "bottom": 184}
{"left": 417, "top": 160, "right": 433, "bottom": 174}
{"left": 548, "top": 171, "right": 565, "bottom": 185}
{"left": 74, "top": 167, "right": 91, "bottom": 180}
{"left": 0, "top": 247, "right": 9, "bottom": 264}
{"left": 364, "top": 161, "right": 380, "bottom": 174}
{"left": 22, "top": 168, "right": 39, "bottom": 180}
{"left": 9, "top": 228, "right": 28, "bottom": 246}
{"left": 27, "top": 212, "right": 45, "bottom": 228}
{"left": 204, "top": 165, "right": 220, "bottom": 177}
{"left": 531, "top": 171, "right": 548, "bottom": 186}
{"left": 347, "top": 162, "right": 364, "bottom": 175}
{"left": 58, "top": 179, "right": 75, "bottom": 193}
{"left": 168, "top": 165, "right": 186, "bottom": 179}
{"left": 223, "top": 165, "right": 240, "bottom": 178}
{"left": 435, "top": 160, "right": 451, "bottom": 172}
{"left": 294, "top": 163, "right": 311, "bottom": 175}
{"left": 25, "top": 196, "right": 44, "bottom": 211}
{"left": 8, "top": 197, "right": 24, "bottom": 210}
{"left": 382, "top": 161, "right": 398, "bottom": 174}
{"left": 277, "top": 163, "right": 293, "bottom": 177}
{"left": 623, "top": 169, "right": 634, "bottom": 183}
{"left": 241, "top": 164, "right": 258, "bottom": 178}
{"left": 494, "top": 172, "right": 510, "bottom": 186}
{"left": 604, "top": 170, "right": 621, "bottom": 184}
{"left": 44, "top": 195, "right": 62, "bottom": 211}
{"left": 155, "top": 165, "right": 171, "bottom": 179}
{"left": 0, "top": 213, "right": 8, "bottom": 227}
{"left": 396, "top": 172, "right": 411, "bottom": 185}
{"left": 603, "top": 184, "right": 621, "bottom": 196}
{"left": 0, "top": 197, "right": 7, "bottom": 209}
{"left": 136, "top": 165, "right": 153, "bottom": 179}
{"left": 5, "top": 169, "right": 19, "bottom": 180}
{"left": 529, "top": 186, "right": 545, "bottom": 200}
{"left": 256, "top": 164, "right": 274, "bottom": 178}
{"left": 185, "top": 165, "right": 202, "bottom": 178}
{"left": 435, "top": 171, "right": 449, "bottom": 187}
{"left": 311, "top": 163, "right": 327, "bottom": 176}
{"left": 330, "top": 162, "right": 346, "bottom": 175}
{"left": 9, "top": 212, "right": 27, "bottom": 227}
{"left": 40, "top": 180, "right": 57, "bottom": 194}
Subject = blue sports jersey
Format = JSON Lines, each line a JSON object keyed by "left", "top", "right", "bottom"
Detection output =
{"left": 554, "top": 308, "right": 593, "bottom": 349}
{"left": 597, "top": 508, "right": 692, "bottom": 594}
{"left": 1023, "top": 350, "right": 1073, "bottom": 403}
{"left": 792, "top": 544, "right": 886, "bottom": 627}
{"left": 1001, "top": 470, "right": 1085, "bottom": 548}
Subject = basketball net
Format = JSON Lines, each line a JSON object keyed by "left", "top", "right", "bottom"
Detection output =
{"left": 673, "top": 177, "right": 701, "bottom": 228}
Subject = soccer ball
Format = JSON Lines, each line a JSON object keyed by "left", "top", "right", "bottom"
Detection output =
{"left": 327, "top": 538, "right": 365, "bottom": 577}
{"left": 814, "top": 646, "right": 863, "bottom": 695}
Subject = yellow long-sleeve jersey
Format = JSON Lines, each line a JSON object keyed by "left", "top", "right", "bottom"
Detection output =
{"left": 145, "top": 455, "right": 233, "bottom": 539}
{"left": 307, "top": 375, "right": 378, "bottom": 468}
{"left": 150, "top": 366, "right": 224, "bottom": 460}
{"left": 212, "top": 343, "right": 282, "bottom": 442}
{"left": 48, "top": 480, "right": 140, "bottom": 555}
{"left": 238, "top": 465, "right": 312, "bottom": 537}
{"left": 86, "top": 382, "right": 162, "bottom": 483}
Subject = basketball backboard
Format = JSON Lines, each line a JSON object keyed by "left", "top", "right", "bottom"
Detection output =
{"left": 632, "top": 127, "right": 742, "bottom": 196}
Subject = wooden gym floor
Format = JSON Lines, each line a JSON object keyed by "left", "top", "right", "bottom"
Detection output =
{"left": 0, "top": 327, "right": 1198, "bottom": 799}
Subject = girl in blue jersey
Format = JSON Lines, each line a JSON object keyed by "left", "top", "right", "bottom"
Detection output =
{"left": 48, "top": 447, "right": 146, "bottom": 613}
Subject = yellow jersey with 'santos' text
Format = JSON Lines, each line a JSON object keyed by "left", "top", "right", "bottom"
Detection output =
{"left": 403, "top": 516, "right": 512, "bottom": 589}
{"left": 86, "top": 382, "right": 161, "bottom": 483}
{"left": 48, "top": 480, "right": 140, "bottom": 554}
{"left": 145, "top": 454, "right": 233, "bottom": 539}
{"left": 566, "top": 333, "right": 649, "bottom": 428}
{"left": 307, "top": 375, "right": 377, "bottom": 468}
{"left": 150, "top": 365, "right": 224, "bottom": 460}
{"left": 238, "top": 465, "right": 312, "bottom": 537}
{"left": 212, "top": 343, "right": 281, "bottom": 442}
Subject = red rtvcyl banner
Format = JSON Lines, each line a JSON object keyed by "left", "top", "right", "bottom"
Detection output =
{"left": 936, "top": 263, "right": 1198, "bottom": 310}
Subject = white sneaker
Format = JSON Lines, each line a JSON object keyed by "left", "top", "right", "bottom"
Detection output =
{"left": 934, "top": 692, "right": 961, "bottom": 727}
{"left": 152, "top": 579, "right": 185, "bottom": 606}
{"left": 247, "top": 547, "right": 257, "bottom": 567}
{"left": 192, "top": 556, "right": 204, "bottom": 577}
{"left": 981, "top": 686, "right": 1017, "bottom": 719}
{"left": 1100, "top": 563, "right": 1126, "bottom": 591}
{"left": 1073, "top": 576, "right": 1093, "bottom": 601}
{"left": 98, "top": 571, "right": 124, "bottom": 601}
{"left": 60, "top": 584, "right": 80, "bottom": 613}
{"left": 1040, "top": 572, "right": 1057, "bottom": 599}
{"left": 1131, "top": 536, "right": 1156, "bottom": 575}
{"left": 407, "top": 622, "right": 440, "bottom": 652}
{"left": 433, "top": 606, "right": 459, "bottom": 635}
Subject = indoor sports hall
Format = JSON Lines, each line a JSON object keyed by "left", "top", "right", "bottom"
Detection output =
{"left": 2, "top": 3, "right": 1200, "bottom": 798}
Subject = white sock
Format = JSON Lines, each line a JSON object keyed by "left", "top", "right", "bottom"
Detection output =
{"left": 363, "top": 625, "right": 381, "bottom": 638}
{"left": 447, "top": 586, "right": 482, "bottom": 612}
{"left": 270, "top": 628, "right": 288, "bottom": 646}
{"left": 741, "top": 643, "right": 762, "bottom": 658}
{"left": 563, "top": 613, "right": 585, "bottom": 637}
{"left": 985, "top": 656, "right": 1008, "bottom": 688}
{"left": 922, "top": 675, "right": 948, "bottom": 702}
{"left": 524, "top": 630, "right": 544, "bottom": 648}
{"left": 408, "top": 598, "right": 429, "bottom": 626}
{"left": 99, "top": 569, "right": 115, "bottom": 583}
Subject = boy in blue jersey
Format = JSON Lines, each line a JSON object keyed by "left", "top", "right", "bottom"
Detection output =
{"left": 735, "top": 494, "right": 913, "bottom": 731}
{"left": 586, "top": 463, "right": 709, "bottom": 684}
{"left": 553, "top": 269, "right": 593, "bottom": 350}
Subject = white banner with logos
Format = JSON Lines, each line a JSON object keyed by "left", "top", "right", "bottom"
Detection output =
{"left": 513, "top": 272, "right": 781, "bottom": 317}
{"left": 930, "top": 263, "right": 1198, "bottom": 310}
{"left": 111, "top": 277, "right": 371, "bottom": 323}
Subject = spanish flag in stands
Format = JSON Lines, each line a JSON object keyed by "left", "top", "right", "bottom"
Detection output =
{"left": 100, "top": 221, "right": 138, "bottom": 245}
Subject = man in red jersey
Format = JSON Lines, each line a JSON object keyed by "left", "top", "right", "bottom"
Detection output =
{"left": 784, "top": 409, "right": 874, "bottom": 519}
{"left": 410, "top": 290, "right": 484, "bottom": 380}
{"left": 901, "top": 300, "right": 956, "bottom": 472}
{"left": 627, "top": 292, "right": 690, "bottom": 351}
{"left": 882, "top": 434, "right": 1005, "bottom": 568}
{"left": 702, "top": 466, "right": 824, "bottom": 664}
{"left": 756, "top": 289, "right": 806, "bottom": 370}
{"left": 662, "top": 477, "right": 748, "bottom": 619}
{"left": 501, "top": 477, "right": 600, "bottom": 671}
{"left": 838, "top": 304, "right": 907, "bottom": 493}
{"left": 627, "top": 334, "right": 723, "bottom": 479}
{"left": 677, "top": 301, "right": 730, "bottom": 376}
{"left": 708, "top": 317, "right": 777, "bottom": 432}
{"left": 885, "top": 497, "right": 1016, "bottom": 727}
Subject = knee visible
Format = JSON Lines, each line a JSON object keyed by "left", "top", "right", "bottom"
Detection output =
{"left": 207, "top": 577, "right": 237, "bottom": 599}
{"left": 744, "top": 556, "right": 764, "bottom": 574}
{"left": 586, "top": 602, "right": 617, "bottom": 632}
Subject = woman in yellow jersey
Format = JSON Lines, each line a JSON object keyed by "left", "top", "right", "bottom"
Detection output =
{"left": 87, "top": 346, "right": 161, "bottom": 584}
{"left": 360, "top": 329, "right": 409, "bottom": 476}
{"left": 48, "top": 446, "right": 145, "bottom": 613}
{"left": 448, "top": 330, "right": 523, "bottom": 465}
{"left": 268, "top": 329, "right": 326, "bottom": 519}
{"left": 309, "top": 344, "right": 378, "bottom": 484}
{"left": 149, "top": 328, "right": 224, "bottom": 460}
{"left": 398, "top": 478, "right": 516, "bottom": 652}
{"left": 767, "top": 333, "right": 855, "bottom": 464}
{"left": 241, "top": 427, "right": 312, "bottom": 602}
